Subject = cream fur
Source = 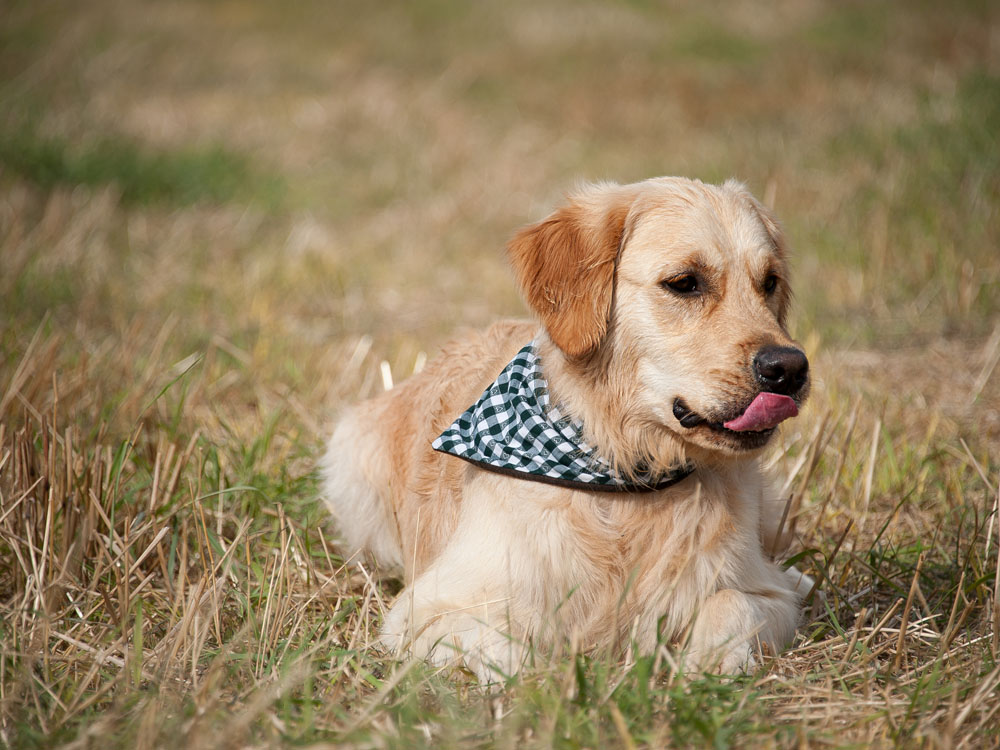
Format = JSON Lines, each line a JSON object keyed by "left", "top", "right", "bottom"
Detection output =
{"left": 321, "top": 177, "right": 813, "bottom": 682}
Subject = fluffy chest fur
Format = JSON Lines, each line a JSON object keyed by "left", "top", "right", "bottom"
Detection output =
{"left": 480, "top": 463, "right": 766, "bottom": 649}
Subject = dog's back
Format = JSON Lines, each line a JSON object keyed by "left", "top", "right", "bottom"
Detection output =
{"left": 321, "top": 319, "right": 535, "bottom": 579}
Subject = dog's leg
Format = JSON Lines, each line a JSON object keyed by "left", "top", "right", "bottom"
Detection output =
{"left": 379, "top": 527, "right": 536, "bottom": 684}
{"left": 685, "top": 576, "right": 801, "bottom": 674}
{"left": 379, "top": 476, "right": 568, "bottom": 683}
{"left": 380, "top": 561, "right": 528, "bottom": 684}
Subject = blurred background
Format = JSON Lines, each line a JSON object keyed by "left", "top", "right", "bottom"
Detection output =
{"left": 3, "top": 0, "right": 996, "bottom": 368}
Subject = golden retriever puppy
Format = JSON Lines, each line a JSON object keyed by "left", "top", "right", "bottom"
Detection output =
{"left": 322, "top": 176, "right": 812, "bottom": 681}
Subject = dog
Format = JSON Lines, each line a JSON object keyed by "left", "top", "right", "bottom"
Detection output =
{"left": 322, "top": 176, "right": 813, "bottom": 682}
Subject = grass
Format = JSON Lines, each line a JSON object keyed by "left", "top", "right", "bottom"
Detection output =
{"left": 1, "top": 0, "right": 999, "bottom": 747}
{"left": 0, "top": 125, "right": 284, "bottom": 209}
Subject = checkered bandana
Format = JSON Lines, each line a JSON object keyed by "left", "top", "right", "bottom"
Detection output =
{"left": 432, "top": 343, "right": 693, "bottom": 492}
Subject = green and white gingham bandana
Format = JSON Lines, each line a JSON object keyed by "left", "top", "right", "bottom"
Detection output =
{"left": 432, "top": 343, "right": 693, "bottom": 492}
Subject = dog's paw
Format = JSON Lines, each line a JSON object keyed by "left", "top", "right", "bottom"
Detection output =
{"left": 782, "top": 565, "right": 816, "bottom": 600}
{"left": 782, "top": 564, "right": 827, "bottom": 620}
{"left": 717, "top": 640, "right": 759, "bottom": 674}
{"left": 380, "top": 603, "right": 524, "bottom": 684}
{"left": 685, "top": 585, "right": 800, "bottom": 675}
{"left": 686, "top": 638, "right": 758, "bottom": 675}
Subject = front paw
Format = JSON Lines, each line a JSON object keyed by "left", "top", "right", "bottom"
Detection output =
{"left": 380, "top": 603, "right": 524, "bottom": 684}
{"left": 686, "top": 638, "right": 758, "bottom": 675}
{"left": 686, "top": 586, "right": 799, "bottom": 675}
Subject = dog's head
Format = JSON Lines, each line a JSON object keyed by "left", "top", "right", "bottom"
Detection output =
{"left": 508, "top": 177, "right": 809, "bottom": 457}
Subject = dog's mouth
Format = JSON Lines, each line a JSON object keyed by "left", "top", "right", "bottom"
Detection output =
{"left": 672, "top": 393, "right": 799, "bottom": 449}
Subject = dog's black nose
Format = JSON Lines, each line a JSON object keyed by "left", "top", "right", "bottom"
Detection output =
{"left": 753, "top": 346, "right": 809, "bottom": 396}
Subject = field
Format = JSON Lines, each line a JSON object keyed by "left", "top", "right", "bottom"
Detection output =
{"left": 1, "top": 0, "right": 999, "bottom": 747}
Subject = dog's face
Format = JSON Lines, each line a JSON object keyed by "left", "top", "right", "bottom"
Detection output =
{"left": 508, "top": 177, "right": 810, "bottom": 457}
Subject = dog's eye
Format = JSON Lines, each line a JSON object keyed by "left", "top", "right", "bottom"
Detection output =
{"left": 662, "top": 274, "right": 700, "bottom": 295}
{"left": 763, "top": 274, "right": 779, "bottom": 295}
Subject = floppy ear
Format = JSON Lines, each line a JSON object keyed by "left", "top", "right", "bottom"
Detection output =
{"left": 507, "top": 184, "right": 635, "bottom": 358}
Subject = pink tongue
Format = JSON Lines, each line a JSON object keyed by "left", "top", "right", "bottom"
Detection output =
{"left": 723, "top": 393, "right": 799, "bottom": 432}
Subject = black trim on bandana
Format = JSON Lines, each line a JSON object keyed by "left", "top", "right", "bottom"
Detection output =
{"left": 432, "top": 342, "right": 695, "bottom": 493}
{"left": 439, "top": 451, "right": 694, "bottom": 493}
